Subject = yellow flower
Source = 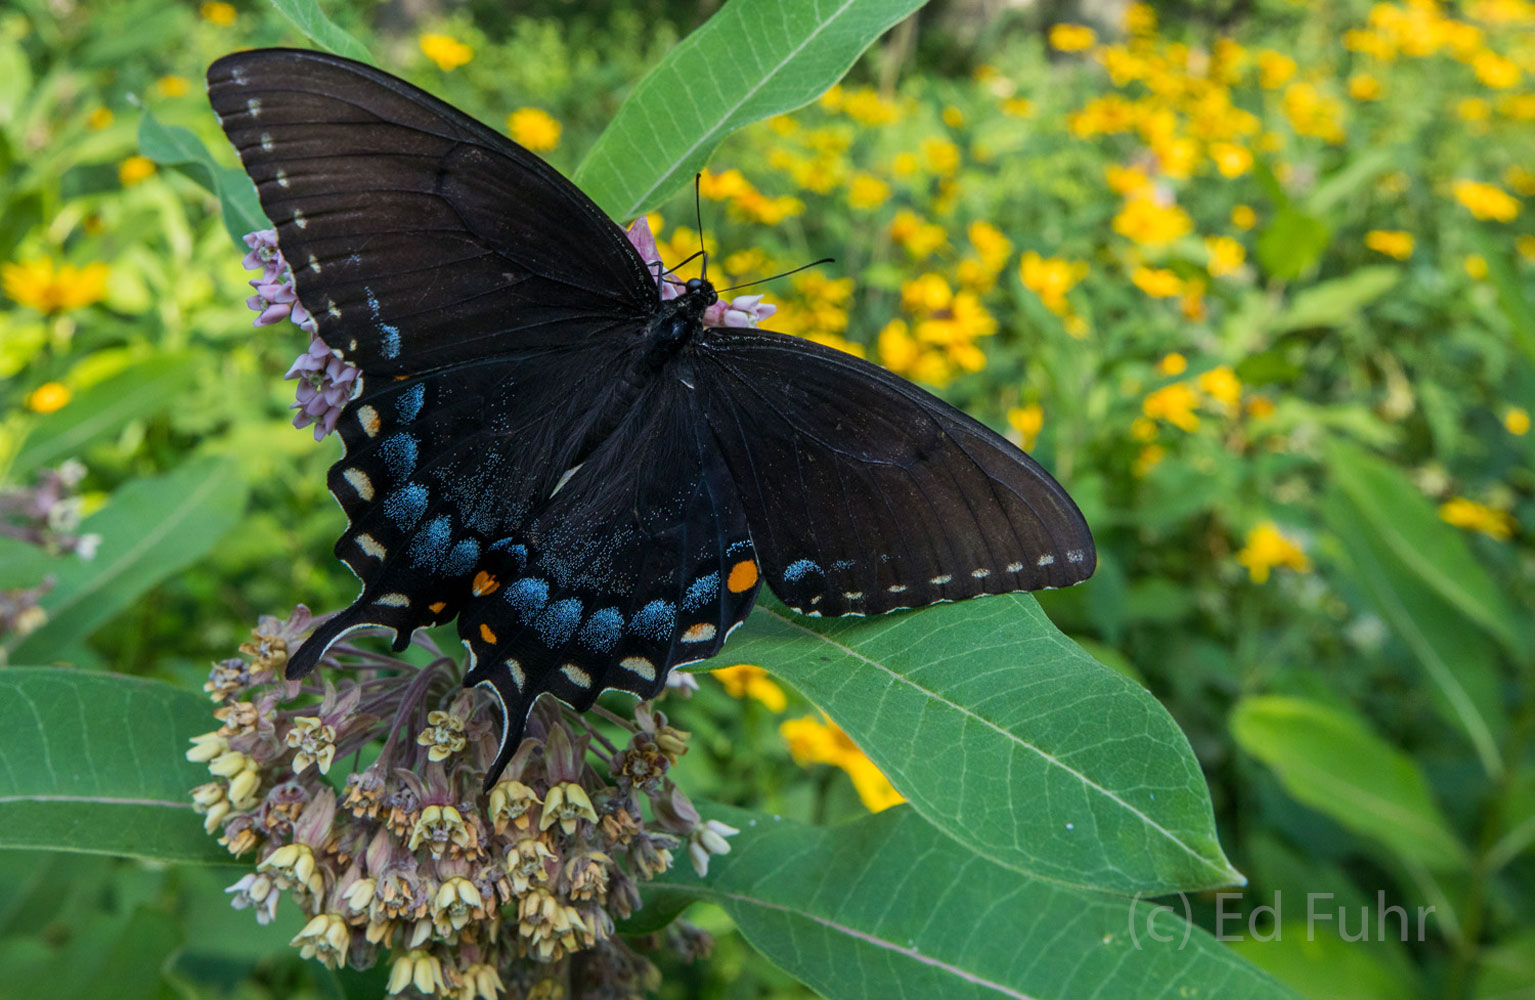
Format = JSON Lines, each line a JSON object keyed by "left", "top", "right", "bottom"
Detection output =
{"left": 841, "top": 87, "right": 902, "bottom": 126}
{"left": 1209, "top": 142, "right": 1253, "bottom": 178}
{"left": 878, "top": 319, "right": 919, "bottom": 373}
{"left": 1457, "top": 97, "right": 1492, "bottom": 123}
{"left": 1364, "top": 229, "right": 1414, "bottom": 259}
{"left": 1158, "top": 352, "right": 1188, "bottom": 376}
{"left": 847, "top": 172, "right": 890, "bottom": 211}
{"left": 712, "top": 665, "right": 787, "bottom": 712}
{"left": 1132, "top": 444, "right": 1165, "bottom": 477}
{"left": 1019, "top": 252, "right": 1087, "bottom": 315}
{"left": 1519, "top": 234, "right": 1535, "bottom": 261}
{"left": 1132, "top": 265, "right": 1183, "bottom": 298}
{"left": 26, "top": 382, "right": 71, "bottom": 414}
{"left": 1439, "top": 497, "right": 1516, "bottom": 540}
{"left": 1465, "top": 253, "right": 1489, "bottom": 279}
{"left": 1506, "top": 166, "right": 1535, "bottom": 196}
{"left": 1206, "top": 235, "right": 1246, "bottom": 276}
{"left": 155, "top": 75, "right": 190, "bottom": 98}
{"left": 1049, "top": 23, "right": 1097, "bottom": 52}
{"left": 1504, "top": 406, "right": 1531, "bottom": 435}
{"left": 2, "top": 258, "right": 109, "bottom": 313}
{"left": 1473, "top": 50, "right": 1521, "bottom": 89}
{"left": 506, "top": 108, "right": 561, "bottom": 152}
{"left": 1282, "top": 83, "right": 1346, "bottom": 143}
{"left": 1348, "top": 73, "right": 1384, "bottom": 101}
{"left": 1236, "top": 521, "right": 1311, "bottom": 582}
{"left": 1001, "top": 97, "right": 1035, "bottom": 117}
{"left": 1105, "top": 164, "right": 1152, "bottom": 196}
{"left": 921, "top": 137, "right": 961, "bottom": 176}
{"left": 1231, "top": 204, "right": 1258, "bottom": 229}
{"left": 698, "top": 168, "right": 753, "bottom": 200}
{"left": 902, "top": 273, "right": 952, "bottom": 313}
{"left": 1197, "top": 365, "right": 1242, "bottom": 408}
{"left": 119, "top": 155, "right": 155, "bottom": 186}
{"left": 780, "top": 716, "right": 904, "bottom": 812}
{"left": 942, "top": 105, "right": 965, "bottom": 129}
{"left": 419, "top": 33, "right": 473, "bottom": 71}
{"left": 1453, "top": 179, "right": 1520, "bottom": 221}
{"left": 1499, "top": 94, "right": 1535, "bottom": 120}
{"left": 87, "top": 106, "right": 113, "bottom": 130}
{"left": 1008, "top": 403, "right": 1043, "bottom": 449}
{"left": 1257, "top": 50, "right": 1297, "bottom": 89}
{"left": 1247, "top": 396, "right": 1276, "bottom": 418}
{"left": 1143, "top": 381, "right": 1201, "bottom": 431}
{"left": 889, "top": 209, "right": 947, "bottom": 258}
{"left": 1124, "top": 2, "right": 1157, "bottom": 33}
{"left": 201, "top": 1, "right": 236, "bottom": 25}
{"left": 1113, "top": 195, "right": 1193, "bottom": 247}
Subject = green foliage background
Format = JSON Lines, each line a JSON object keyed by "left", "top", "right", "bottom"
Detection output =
{"left": 0, "top": 0, "right": 1532, "bottom": 998}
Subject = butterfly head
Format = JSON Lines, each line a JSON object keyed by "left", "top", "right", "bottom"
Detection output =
{"left": 682, "top": 276, "right": 718, "bottom": 308}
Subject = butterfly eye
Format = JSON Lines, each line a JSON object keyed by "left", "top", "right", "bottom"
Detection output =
{"left": 685, "top": 277, "right": 703, "bottom": 292}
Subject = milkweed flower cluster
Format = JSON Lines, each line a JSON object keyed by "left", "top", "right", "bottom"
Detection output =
{"left": 190, "top": 607, "right": 731, "bottom": 998}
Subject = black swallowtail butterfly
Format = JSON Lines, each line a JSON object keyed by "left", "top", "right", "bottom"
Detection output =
{"left": 208, "top": 49, "right": 1096, "bottom": 785}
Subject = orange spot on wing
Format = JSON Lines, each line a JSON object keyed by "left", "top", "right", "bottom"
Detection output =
{"left": 727, "top": 559, "right": 759, "bottom": 593}
{"left": 429, "top": 600, "right": 448, "bottom": 614}
{"left": 480, "top": 623, "right": 498, "bottom": 644}
{"left": 472, "top": 571, "right": 500, "bottom": 597}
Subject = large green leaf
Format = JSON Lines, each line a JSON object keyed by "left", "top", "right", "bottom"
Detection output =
{"left": 652, "top": 806, "right": 1297, "bottom": 1000}
{"left": 725, "top": 594, "right": 1241, "bottom": 894}
{"left": 1231, "top": 697, "right": 1468, "bottom": 872}
{"left": 1323, "top": 438, "right": 1525, "bottom": 657}
{"left": 263, "top": 0, "right": 373, "bottom": 64}
{"left": 8, "top": 457, "right": 249, "bottom": 662}
{"left": 138, "top": 111, "right": 266, "bottom": 245}
{"left": 1321, "top": 487, "right": 1506, "bottom": 777}
{"left": 574, "top": 0, "right": 925, "bottom": 221}
{"left": 8, "top": 353, "right": 202, "bottom": 478}
{"left": 0, "top": 668, "right": 226, "bottom": 863}
{"left": 1272, "top": 267, "right": 1400, "bottom": 333}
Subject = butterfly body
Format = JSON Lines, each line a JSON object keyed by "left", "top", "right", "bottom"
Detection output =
{"left": 209, "top": 49, "right": 1095, "bottom": 784}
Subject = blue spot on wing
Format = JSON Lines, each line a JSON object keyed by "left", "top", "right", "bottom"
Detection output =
{"left": 366, "top": 287, "right": 402, "bottom": 360}
{"left": 630, "top": 600, "right": 676, "bottom": 641}
{"left": 578, "top": 608, "right": 623, "bottom": 652}
{"left": 445, "top": 537, "right": 480, "bottom": 576}
{"left": 385, "top": 484, "right": 429, "bottom": 529}
{"left": 682, "top": 572, "right": 719, "bottom": 612}
{"left": 408, "top": 515, "right": 452, "bottom": 569}
{"left": 783, "top": 559, "right": 821, "bottom": 583}
{"left": 504, "top": 577, "right": 549, "bottom": 619}
{"left": 534, "top": 598, "right": 583, "bottom": 646}
{"left": 380, "top": 433, "right": 418, "bottom": 481}
{"left": 396, "top": 383, "right": 425, "bottom": 423}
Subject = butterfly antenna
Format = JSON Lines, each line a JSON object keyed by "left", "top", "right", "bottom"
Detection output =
{"left": 718, "top": 257, "right": 836, "bottom": 293}
{"left": 694, "top": 173, "right": 707, "bottom": 281}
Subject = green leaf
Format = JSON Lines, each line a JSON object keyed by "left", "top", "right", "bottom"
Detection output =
{"left": 1469, "top": 223, "right": 1535, "bottom": 364}
{"left": 1323, "top": 438, "right": 1526, "bottom": 657}
{"left": 1256, "top": 208, "right": 1330, "bottom": 281}
{"left": 1321, "top": 486, "right": 1505, "bottom": 777}
{"left": 1303, "top": 147, "right": 1397, "bottom": 216}
{"left": 1230, "top": 696, "right": 1469, "bottom": 872}
{"left": 138, "top": 111, "right": 266, "bottom": 244}
{"left": 8, "top": 353, "right": 202, "bottom": 478}
{"left": 727, "top": 594, "right": 1241, "bottom": 894}
{"left": 575, "top": 0, "right": 925, "bottom": 220}
{"left": 1273, "top": 267, "right": 1400, "bottom": 333}
{"left": 0, "top": 668, "right": 227, "bottom": 863}
{"left": 1229, "top": 926, "right": 1416, "bottom": 1000}
{"left": 263, "top": 0, "right": 373, "bottom": 64}
{"left": 652, "top": 806, "right": 1297, "bottom": 1000}
{"left": 8, "top": 457, "right": 249, "bottom": 662}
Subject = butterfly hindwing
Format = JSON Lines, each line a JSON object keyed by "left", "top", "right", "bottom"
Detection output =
{"left": 694, "top": 328, "right": 1095, "bottom": 616}
{"left": 207, "top": 48, "right": 655, "bottom": 373}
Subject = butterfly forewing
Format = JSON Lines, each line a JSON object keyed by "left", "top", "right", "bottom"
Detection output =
{"left": 695, "top": 328, "right": 1095, "bottom": 616}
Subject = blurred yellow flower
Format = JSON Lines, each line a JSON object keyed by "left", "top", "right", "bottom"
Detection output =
{"left": 1124, "top": 2, "right": 1157, "bottom": 34}
{"left": 942, "top": 105, "right": 966, "bottom": 129}
{"left": 698, "top": 168, "right": 752, "bottom": 200}
{"left": 712, "top": 665, "right": 787, "bottom": 712}
{"left": 420, "top": 33, "right": 473, "bottom": 71}
{"left": 201, "top": 1, "right": 236, "bottom": 25}
{"left": 1464, "top": 253, "right": 1489, "bottom": 279}
{"left": 1456, "top": 97, "right": 1492, "bottom": 123}
{"left": 1231, "top": 204, "right": 1258, "bottom": 229}
{"left": 26, "top": 382, "right": 71, "bottom": 414}
{"left": 1068, "top": 94, "right": 1136, "bottom": 136}
{"left": 1236, "top": 522, "right": 1311, "bottom": 582}
{"left": 1001, "top": 97, "right": 1035, "bottom": 117}
{"left": 889, "top": 210, "right": 947, "bottom": 258}
{"left": 87, "top": 106, "right": 113, "bottom": 130}
{"left": 1499, "top": 94, "right": 1535, "bottom": 119}
{"left": 1132, "top": 443, "right": 1165, "bottom": 477}
{"left": 506, "top": 108, "right": 560, "bottom": 151}
{"left": 1105, "top": 164, "right": 1152, "bottom": 195}
{"left": 921, "top": 137, "right": 961, "bottom": 176}
{"left": 1506, "top": 166, "right": 1535, "bottom": 196}
{"left": 1180, "top": 279, "right": 1207, "bottom": 321}
{"left": 1364, "top": 229, "right": 1414, "bottom": 259}
{"left": 1348, "top": 73, "right": 1384, "bottom": 100}
{"left": 846, "top": 173, "right": 890, "bottom": 211}
{"left": 1453, "top": 179, "right": 1520, "bottom": 221}
{"left": 1008, "top": 403, "right": 1044, "bottom": 449}
{"left": 1248, "top": 396, "right": 1277, "bottom": 418}
{"left": 1206, "top": 235, "right": 1246, "bottom": 276}
{"left": 1132, "top": 266, "right": 1183, "bottom": 298}
{"left": 156, "top": 75, "right": 190, "bottom": 97}
{"left": 841, "top": 87, "right": 902, "bottom": 126}
{"left": 1518, "top": 234, "right": 1535, "bottom": 261}
{"left": 119, "top": 155, "right": 156, "bottom": 185}
{"left": 1257, "top": 50, "right": 1297, "bottom": 88}
{"left": 1505, "top": 406, "right": 1531, "bottom": 435}
{"left": 1158, "top": 352, "right": 1187, "bottom": 376}
{"left": 901, "top": 273, "right": 952, "bottom": 313}
{"left": 1197, "top": 365, "right": 1242, "bottom": 408}
{"left": 1473, "top": 50, "right": 1521, "bottom": 89}
{"left": 1114, "top": 195, "right": 1193, "bottom": 247}
{"left": 878, "top": 318, "right": 918, "bottom": 373}
{"left": 967, "top": 220, "right": 1012, "bottom": 269}
{"left": 1130, "top": 416, "right": 1157, "bottom": 441}
{"left": 1143, "top": 382, "right": 1200, "bottom": 431}
{"left": 1050, "top": 23, "right": 1097, "bottom": 52}
{"left": 1209, "top": 142, "right": 1253, "bottom": 178}
{"left": 1019, "top": 252, "right": 1087, "bottom": 315}
{"left": 1439, "top": 497, "right": 1516, "bottom": 540}
{"left": 2, "top": 258, "right": 109, "bottom": 312}
{"left": 1153, "top": 136, "right": 1199, "bottom": 180}
{"left": 1282, "top": 82, "right": 1346, "bottom": 142}
{"left": 780, "top": 716, "right": 904, "bottom": 812}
